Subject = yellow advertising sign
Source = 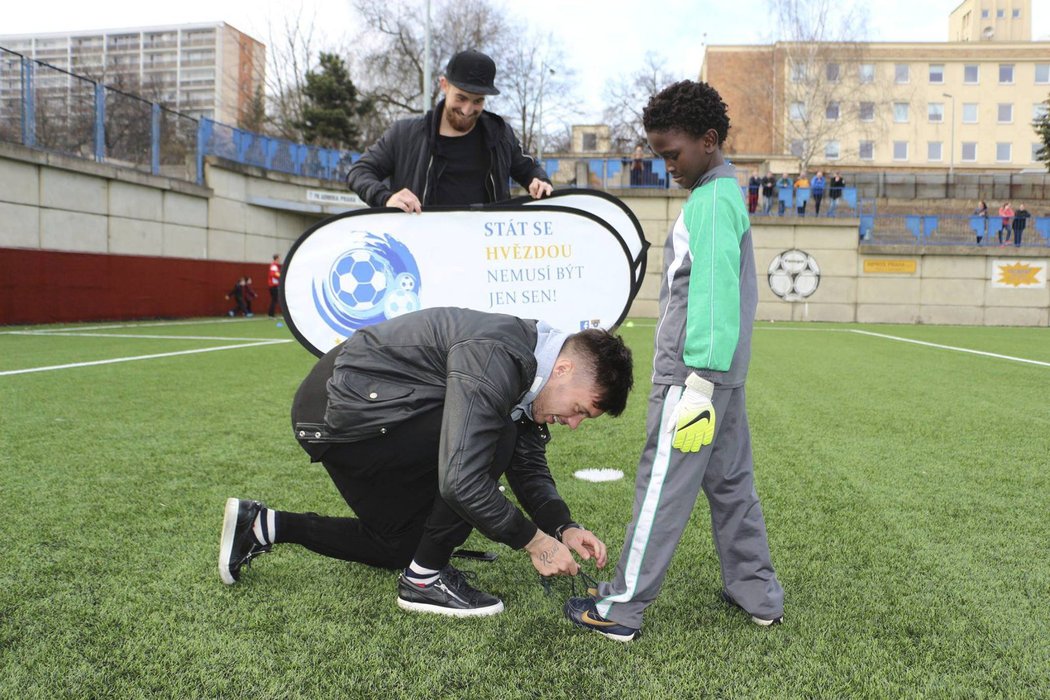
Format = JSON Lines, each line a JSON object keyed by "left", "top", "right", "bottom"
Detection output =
{"left": 991, "top": 260, "right": 1047, "bottom": 289}
{"left": 863, "top": 259, "right": 917, "bottom": 274}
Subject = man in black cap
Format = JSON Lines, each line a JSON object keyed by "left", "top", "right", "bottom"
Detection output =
{"left": 347, "top": 49, "right": 553, "bottom": 212}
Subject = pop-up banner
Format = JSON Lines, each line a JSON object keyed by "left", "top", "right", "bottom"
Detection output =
{"left": 282, "top": 189, "right": 648, "bottom": 357}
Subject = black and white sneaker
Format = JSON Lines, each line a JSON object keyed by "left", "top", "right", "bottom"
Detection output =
{"left": 721, "top": 590, "right": 783, "bottom": 627}
{"left": 396, "top": 566, "right": 504, "bottom": 617}
{"left": 218, "top": 498, "right": 271, "bottom": 585}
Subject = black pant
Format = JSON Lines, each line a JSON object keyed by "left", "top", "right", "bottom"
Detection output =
{"left": 812, "top": 193, "right": 823, "bottom": 215}
{"left": 268, "top": 286, "right": 279, "bottom": 316}
{"left": 276, "top": 408, "right": 517, "bottom": 570}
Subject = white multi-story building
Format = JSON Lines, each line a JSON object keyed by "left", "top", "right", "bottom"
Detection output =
{"left": 0, "top": 22, "right": 265, "bottom": 125}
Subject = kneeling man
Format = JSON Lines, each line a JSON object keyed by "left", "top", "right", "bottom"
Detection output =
{"left": 219, "top": 307, "right": 633, "bottom": 616}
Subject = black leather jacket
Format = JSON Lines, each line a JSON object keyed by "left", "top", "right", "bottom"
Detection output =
{"left": 291, "top": 308, "right": 571, "bottom": 549}
{"left": 345, "top": 101, "right": 550, "bottom": 207}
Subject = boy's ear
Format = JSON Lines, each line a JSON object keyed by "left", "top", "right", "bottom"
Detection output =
{"left": 704, "top": 128, "right": 719, "bottom": 153}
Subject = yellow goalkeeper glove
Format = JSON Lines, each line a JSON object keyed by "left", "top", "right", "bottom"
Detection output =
{"left": 668, "top": 373, "right": 716, "bottom": 452}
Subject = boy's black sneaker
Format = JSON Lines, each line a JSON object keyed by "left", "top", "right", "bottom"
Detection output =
{"left": 396, "top": 566, "right": 504, "bottom": 617}
{"left": 218, "top": 498, "right": 271, "bottom": 585}
{"left": 721, "top": 590, "right": 783, "bottom": 626}
{"left": 564, "top": 596, "right": 641, "bottom": 642}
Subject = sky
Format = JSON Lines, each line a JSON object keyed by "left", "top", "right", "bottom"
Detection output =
{"left": 3, "top": 0, "right": 1049, "bottom": 121}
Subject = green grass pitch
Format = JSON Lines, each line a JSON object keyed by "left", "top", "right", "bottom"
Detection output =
{"left": 1, "top": 317, "right": 1048, "bottom": 698}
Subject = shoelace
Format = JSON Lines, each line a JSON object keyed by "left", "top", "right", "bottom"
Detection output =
{"left": 240, "top": 542, "right": 272, "bottom": 570}
{"left": 539, "top": 569, "right": 600, "bottom": 598}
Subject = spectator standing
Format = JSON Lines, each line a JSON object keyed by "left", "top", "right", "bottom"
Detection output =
{"left": 630, "top": 145, "right": 646, "bottom": 187}
{"left": 761, "top": 173, "right": 776, "bottom": 215}
{"left": 794, "top": 172, "right": 810, "bottom": 217}
{"left": 267, "top": 254, "right": 282, "bottom": 318}
{"left": 998, "top": 202, "right": 1014, "bottom": 246}
{"left": 345, "top": 50, "right": 552, "bottom": 211}
{"left": 747, "top": 175, "right": 760, "bottom": 214}
{"left": 972, "top": 200, "right": 988, "bottom": 245}
{"left": 1011, "top": 203, "right": 1031, "bottom": 247}
{"left": 776, "top": 173, "right": 792, "bottom": 216}
{"left": 810, "top": 171, "right": 826, "bottom": 216}
{"left": 828, "top": 172, "right": 844, "bottom": 216}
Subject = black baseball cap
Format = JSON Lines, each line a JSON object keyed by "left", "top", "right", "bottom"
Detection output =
{"left": 444, "top": 50, "right": 500, "bottom": 96}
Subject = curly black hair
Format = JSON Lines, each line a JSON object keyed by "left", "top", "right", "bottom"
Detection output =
{"left": 564, "top": 329, "right": 634, "bottom": 417}
{"left": 642, "top": 80, "right": 730, "bottom": 145}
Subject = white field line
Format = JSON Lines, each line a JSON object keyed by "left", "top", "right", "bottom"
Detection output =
{"left": 848, "top": 329, "right": 1050, "bottom": 368}
{"left": 0, "top": 339, "right": 293, "bottom": 377}
{"left": 0, "top": 317, "right": 269, "bottom": 335}
{"left": 7, "top": 331, "right": 279, "bottom": 342}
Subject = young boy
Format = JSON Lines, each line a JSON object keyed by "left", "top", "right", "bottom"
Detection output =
{"left": 564, "top": 80, "right": 784, "bottom": 641}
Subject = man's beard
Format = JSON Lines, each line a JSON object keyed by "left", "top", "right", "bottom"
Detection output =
{"left": 445, "top": 106, "right": 479, "bottom": 133}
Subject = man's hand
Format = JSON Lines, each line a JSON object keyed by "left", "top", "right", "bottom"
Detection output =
{"left": 560, "top": 527, "right": 607, "bottom": 569}
{"left": 385, "top": 188, "right": 422, "bottom": 213}
{"left": 667, "top": 373, "right": 716, "bottom": 452}
{"left": 527, "top": 178, "right": 553, "bottom": 199}
{"left": 524, "top": 530, "right": 579, "bottom": 576}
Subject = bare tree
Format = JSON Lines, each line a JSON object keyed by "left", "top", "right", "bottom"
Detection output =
{"left": 497, "top": 31, "right": 576, "bottom": 155}
{"left": 260, "top": 8, "right": 322, "bottom": 141}
{"left": 764, "top": 0, "right": 888, "bottom": 172}
{"left": 601, "top": 52, "right": 675, "bottom": 153}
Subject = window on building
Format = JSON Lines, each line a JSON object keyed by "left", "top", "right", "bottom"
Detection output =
{"left": 996, "top": 142, "right": 1011, "bottom": 162}
{"left": 1034, "top": 103, "right": 1049, "bottom": 121}
{"left": 962, "top": 142, "right": 977, "bottom": 161}
{"left": 962, "top": 103, "right": 978, "bottom": 123}
{"left": 980, "top": 9, "right": 989, "bottom": 18}
{"left": 894, "top": 102, "right": 910, "bottom": 122}
{"left": 996, "top": 9, "right": 1004, "bottom": 18}
{"left": 997, "top": 103, "right": 1013, "bottom": 123}
{"left": 790, "top": 102, "right": 806, "bottom": 120}
{"left": 790, "top": 61, "right": 808, "bottom": 83}
{"left": 1034, "top": 143, "right": 1044, "bottom": 162}
{"left": 964, "top": 64, "right": 979, "bottom": 84}
{"left": 928, "top": 102, "right": 944, "bottom": 122}
{"left": 895, "top": 64, "right": 909, "bottom": 83}
{"left": 581, "top": 133, "right": 598, "bottom": 151}
{"left": 859, "top": 141, "right": 874, "bottom": 160}
{"left": 999, "top": 64, "right": 1014, "bottom": 83}
{"left": 790, "top": 140, "right": 805, "bottom": 157}
{"left": 825, "top": 141, "right": 840, "bottom": 160}
{"left": 1036, "top": 64, "right": 1049, "bottom": 84}
{"left": 858, "top": 63, "right": 875, "bottom": 83}
{"left": 859, "top": 101, "right": 875, "bottom": 121}
{"left": 927, "top": 142, "right": 943, "bottom": 161}
{"left": 1013, "top": 9, "right": 1021, "bottom": 18}
{"left": 826, "top": 62, "right": 840, "bottom": 82}
{"left": 826, "top": 102, "right": 840, "bottom": 120}
{"left": 893, "top": 141, "right": 908, "bottom": 160}
{"left": 929, "top": 64, "right": 944, "bottom": 83}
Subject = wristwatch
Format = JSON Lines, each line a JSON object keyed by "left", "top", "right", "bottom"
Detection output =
{"left": 554, "top": 522, "right": 583, "bottom": 542}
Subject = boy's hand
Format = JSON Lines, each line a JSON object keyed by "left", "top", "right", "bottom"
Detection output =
{"left": 668, "top": 373, "right": 716, "bottom": 452}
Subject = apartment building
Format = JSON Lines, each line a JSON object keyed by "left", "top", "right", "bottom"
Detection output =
{"left": 0, "top": 23, "right": 265, "bottom": 125}
{"left": 700, "top": 1, "right": 1049, "bottom": 172}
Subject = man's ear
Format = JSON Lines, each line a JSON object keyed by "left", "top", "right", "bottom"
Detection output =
{"left": 552, "top": 356, "right": 573, "bottom": 377}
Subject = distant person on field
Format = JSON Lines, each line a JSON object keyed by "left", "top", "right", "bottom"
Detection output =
{"left": 564, "top": 80, "right": 784, "bottom": 642}
{"left": 268, "top": 254, "right": 282, "bottom": 318}
{"left": 226, "top": 277, "right": 247, "bottom": 317}
{"left": 1011, "top": 203, "right": 1030, "bottom": 247}
{"left": 243, "top": 277, "right": 257, "bottom": 318}
{"left": 998, "top": 202, "right": 1014, "bottom": 246}
{"left": 345, "top": 50, "right": 552, "bottom": 211}
{"left": 972, "top": 200, "right": 988, "bottom": 245}
{"left": 828, "top": 172, "right": 844, "bottom": 216}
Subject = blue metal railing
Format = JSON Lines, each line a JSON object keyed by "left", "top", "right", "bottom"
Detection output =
{"left": 859, "top": 213, "right": 1050, "bottom": 246}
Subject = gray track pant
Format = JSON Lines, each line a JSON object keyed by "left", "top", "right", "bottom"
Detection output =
{"left": 596, "top": 382, "right": 783, "bottom": 628}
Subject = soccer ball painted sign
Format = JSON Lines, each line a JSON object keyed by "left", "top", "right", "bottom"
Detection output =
{"left": 767, "top": 249, "right": 821, "bottom": 301}
{"left": 282, "top": 190, "right": 648, "bottom": 357}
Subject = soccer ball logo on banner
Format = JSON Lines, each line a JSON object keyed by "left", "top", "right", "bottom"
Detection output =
{"left": 767, "top": 249, "right": 820, "bottom": 301}
{"left": 313, "top": 232, "right": 421, "bottom": 335}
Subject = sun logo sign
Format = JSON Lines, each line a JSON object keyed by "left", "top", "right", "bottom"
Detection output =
{"left": 312, "top": 232, "right": 421, "bottom": 335}
{"left": 767, "top": 249, "right": 821, "bottom": 301}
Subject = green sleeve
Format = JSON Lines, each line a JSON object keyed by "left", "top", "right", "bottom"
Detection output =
{"left": 682, "top": 178, "right": 749, "bottom": 371}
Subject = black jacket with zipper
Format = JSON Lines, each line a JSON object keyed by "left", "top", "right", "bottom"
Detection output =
{"left": 345, "top": 101, "right": 550, "bottom": 207}
{"left": 291, "top": 307, "right": 572, "bottom": 550}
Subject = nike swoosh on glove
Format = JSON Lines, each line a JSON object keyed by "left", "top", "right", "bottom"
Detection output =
{"left": 667, "top": 373, "right": 715, "bottom": 452}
